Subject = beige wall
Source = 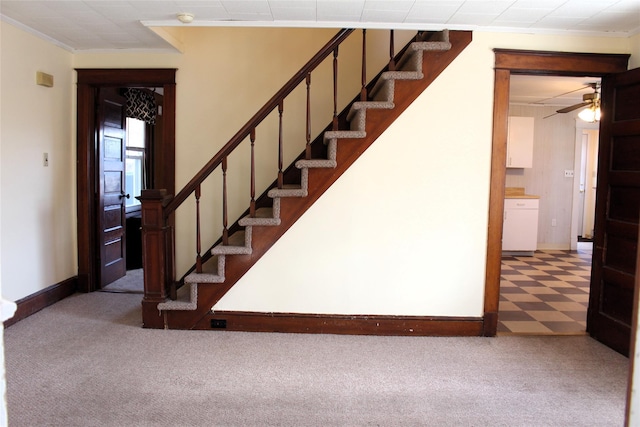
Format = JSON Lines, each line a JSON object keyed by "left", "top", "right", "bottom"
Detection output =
{"left": 0, "top": 22, "right": 636, "bottom": 314}
{"left": 630, "top": 33, "right": 640, "bottom": 69}
{"left": 0, "top": 21, "right": 74, "bottom": 302}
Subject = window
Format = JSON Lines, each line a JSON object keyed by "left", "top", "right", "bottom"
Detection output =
{"left": 125, "top": 117, "right": 146, "bottom": 213}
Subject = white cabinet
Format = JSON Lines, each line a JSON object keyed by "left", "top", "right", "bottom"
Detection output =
{"left": 503, "top": 198, "right": 539, "bottom": 252}
{"left": 506, "top": 116, "right": 534, "bottom": 168}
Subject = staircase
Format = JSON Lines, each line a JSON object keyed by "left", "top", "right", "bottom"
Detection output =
{"left": 140, "top": 29, "right": 472, "bottom": 330}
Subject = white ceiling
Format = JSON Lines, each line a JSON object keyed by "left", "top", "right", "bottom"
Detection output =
{"left": 0, "top": 0, "right": 639, "bottom": 52}
{"left": 0, "top": 1, "right": 634, "bottom": 107}
{"left": 510, "top": 75, "right": 601, "bottom": 107}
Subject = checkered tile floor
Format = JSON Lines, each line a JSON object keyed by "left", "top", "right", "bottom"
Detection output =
{"left": 497, "top": 249, "right": 592, "bottom": 335}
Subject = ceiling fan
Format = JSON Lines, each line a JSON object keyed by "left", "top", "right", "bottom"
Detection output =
{"left": 543, "top": 82, "right": 601, "bottom": 120}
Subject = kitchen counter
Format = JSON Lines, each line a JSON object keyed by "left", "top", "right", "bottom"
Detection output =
{"left": 503, "top": 187, "right": 540, "bottom": 254}
{"left": 505, "top": 187, "right": 540, "bottom": 199}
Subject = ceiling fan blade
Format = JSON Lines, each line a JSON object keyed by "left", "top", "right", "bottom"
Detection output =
{"left": 556, "top": 101, "right": 592, "bottom": 114}
{"left": 533, "top": 84, "right": 594, "bottom": 105}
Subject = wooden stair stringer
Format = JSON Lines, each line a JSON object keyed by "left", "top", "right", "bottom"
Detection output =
{"left": 163, "top": 30, "right": 473, "bottom": 330}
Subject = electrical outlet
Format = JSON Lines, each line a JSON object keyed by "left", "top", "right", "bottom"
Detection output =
{"left": 552, "top": 219, "right": 557, "bottom": 227}
{"left": 43, "top": 152, "right": 49, "bottom": 167}
{"left": 210, "top": 319, "right": 227, "bottom": 329}
{"left": 564, "top": 170, "right": 574, "bottom": 178}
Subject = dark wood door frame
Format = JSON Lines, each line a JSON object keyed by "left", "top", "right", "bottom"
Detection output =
{"left": 76, "top": 69, "right": 176, "bottom": 292}
{"left": 483, "top": 50, "right": 630, "bottom": 335}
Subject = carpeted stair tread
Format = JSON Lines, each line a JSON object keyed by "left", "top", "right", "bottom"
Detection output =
{"left": 409, "top": 41, "right": 452, "bottom": 52}
{"left": 378, "top": 70, "right": 423, "bottom": 81}
{"left": 347, "top": 101, "right": 395, "bottom": 122}
{"left": 268, "top": 184, "right": 307, "bottom": 198}
{"left": 295, "top": 158, "right": 337, "bottom": 169}
{"left": 184, "top": 273, "right": 224, "bottom": 283}
{"left": 369, "top": 72, "right": 422, "bottom": 102}
{"left": 184, "top": 270, "right": 224, "bottom": 283}
{"left": 324, "top": 130, "right": 366, "bottom": 141}
{"left": 157, "top": 283, "right": 197, "bottom": 311}
{"left": 211, "top": 230, "right": 252, "bottom": 255}
{"left": 239, "top": 207, "right": 281, "bottom": 226}
{"left": 396, "top": 39, "right": 451, "bottom": 74}
{"left": 326, "top": 139, "right": 337, "bottom": 161}
{"left": 185, "top": 255, "right": 225, "bottom": 283}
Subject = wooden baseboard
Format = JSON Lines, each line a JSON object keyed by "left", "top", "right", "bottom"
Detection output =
{"left": 195, "top": 311, "right": 484, "bottom": 336}
{"left": 4, "top": 277, "right": 77, "bottom": 328}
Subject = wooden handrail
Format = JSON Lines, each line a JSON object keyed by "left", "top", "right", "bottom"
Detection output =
{"left": 164, "top": 28, "right": 355, "bottom": 216}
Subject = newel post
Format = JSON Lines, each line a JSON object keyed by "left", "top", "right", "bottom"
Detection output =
{"left": 139, "top": 189, "right": 172, "bottom": 329}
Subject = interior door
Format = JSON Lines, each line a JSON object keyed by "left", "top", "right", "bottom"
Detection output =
{"left": 588, "top": 67, "right": 640, "bottom": 356}
{"left": 97, "top": 87, "right": 128, "bottom": 287}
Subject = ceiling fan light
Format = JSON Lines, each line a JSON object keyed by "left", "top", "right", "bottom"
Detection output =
{"left": 578, "top": 106, "right": 597, "bottom": 122}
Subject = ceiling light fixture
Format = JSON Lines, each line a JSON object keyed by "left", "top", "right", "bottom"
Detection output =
{"left": 177, "top": 13, "right": 194, "bottom": 24}
{"left": 578, "top": 104, "right": 601, "bottom": 123}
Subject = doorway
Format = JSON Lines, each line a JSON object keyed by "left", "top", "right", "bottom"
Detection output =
{"left": 75, "top": 69, "right": 176, "bottom": 293}
{"left": 572, "top": 122, "right": 599, "bottom": 248}
{"left": 497, "top": 75, "right": 601, "bottom": 335}
{"left": 482, "top": 50, "right": 629, "bottom": 336}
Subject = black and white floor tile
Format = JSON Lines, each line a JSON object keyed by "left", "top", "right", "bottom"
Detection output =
{"left": 498, "top": 248, "right": 592, "bottom": 335}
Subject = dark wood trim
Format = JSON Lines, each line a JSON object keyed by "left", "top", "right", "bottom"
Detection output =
{"left": 76, "top": 69, "right": 177, "bottom": 86}
{"left": 198, "top": 311, "right": 484, "bottom": 335}
{"left": 494, "top": 49, "right": 630, "bottom": 75}
{"left": 76, "top": 82, "right": 96, "bottom": 292}
{"left": 482, "top": 311, "right": 499, "bottom": 336}
{"left": 139, "top": 189, "right": 172, "bottom": 329}
{"left": 75, "top": 68, "right": 176, "bottom": 292}
{"left": 483, "top": 69, "right": 510, "bottom": 337}
{"left": 484, "top": 50, "right": 630, "bottom": 336}
{"left": 4, "top": 277, "right": 77, "bottom": 328}
{"left": 625, "top": 221, "right": 640, "bottom": 423}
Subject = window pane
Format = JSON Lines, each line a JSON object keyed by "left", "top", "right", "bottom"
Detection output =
{"left": 125, "top": 150, "right": 143, "bottom": 208}
{"left": 126, "top": 117, "right": 146, "bottom": 148}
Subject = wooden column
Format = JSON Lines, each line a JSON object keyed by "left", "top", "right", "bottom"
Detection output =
{"left": 483, "top": 68, "right": 510, "bottom": 337}
{"left": 139, "top": 189, "right": 171, "bottom": 329}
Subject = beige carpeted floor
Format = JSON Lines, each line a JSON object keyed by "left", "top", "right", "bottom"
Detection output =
{"left": 4, "top": 284, "right": 630, "bottom": 426}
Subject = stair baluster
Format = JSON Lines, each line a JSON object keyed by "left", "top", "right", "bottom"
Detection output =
{"left": 277, "top": 101, "right": 284, "bottom": 189}
{"left": 250, "top": 129, "right": 256, "bottom": 217}
{"left": 389, "top": 30, "right": 396, "bottom": 71}
{"left": 332, "top": 47, "right": 339, "bottom": 131}
{"left": 195, "top": 184, "right": 202, "bottom": 273}
{"left": 361, "top": 29, "right": 367, "bottom": 102}
{"left": 305, "top": 73, "right": 311, "bottom": 160}
{"left": 222, "top": 157, "right": 229, "bottom": 245}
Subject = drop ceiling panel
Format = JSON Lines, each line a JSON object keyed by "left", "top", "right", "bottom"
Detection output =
{"left": 404, "top": 2, "right": 462, "bottom": 23}
{"left": 0, "top": 0, "right": 638, "bottom": 51}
